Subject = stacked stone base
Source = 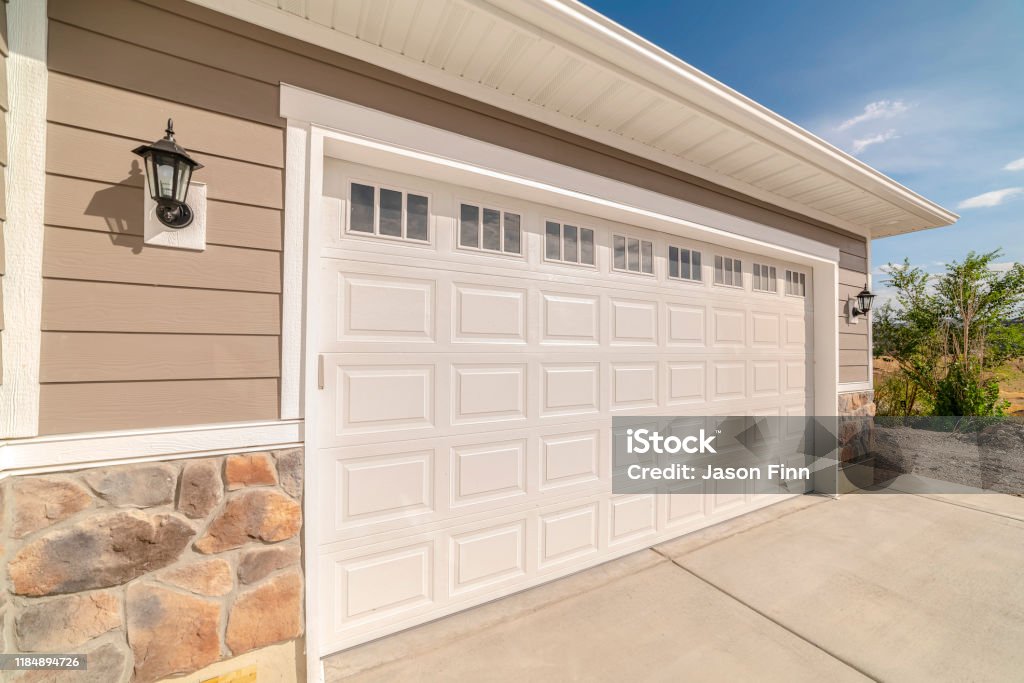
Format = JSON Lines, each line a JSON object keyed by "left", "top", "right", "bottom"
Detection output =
{"left": 0, "top": 449, "right": 305, "bottom": 683}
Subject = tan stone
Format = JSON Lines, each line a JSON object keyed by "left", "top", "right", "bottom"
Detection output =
{"left": 13, "top": 641, "right": 130, "bottom": 683}
{"left": 15, "top": 591, "right": 121, "bottom": 652}
{"left": 238, "top": 543, "right": 302, "bottom": 585}
{"left": 127, "top": 583, "right": 221, "bottom": 683}
{"left": 195, "top": 490, "right": 301, "bottom": 554}
{"left": 226, "top": 570, "right": 303, "bottom": 655}
{"left": 157, "top": 557, "right": 233, "bottom": 596}
{"left": 11, "top": 477, "right": 93, "bottom": 538}
{"left": 84, "top": 464, "right": 178, "bottom": 508}
{"left": 9, "top": 511, "right": 195, "bottom": 596}
{"left": 225, "top": 452, "right": 278, "bottom": 490}
{"left": 177, "top": 459, "right": 224, "bottom": 520}
{"left": 274, "top": 447, "right": 304, "bottom": 499}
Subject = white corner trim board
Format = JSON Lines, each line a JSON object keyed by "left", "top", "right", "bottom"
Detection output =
{"left": 0, "top": 419, "right": 304, "bottom": 475}
{"left": 0, "top": 0, "right": 48, "bottom": 439}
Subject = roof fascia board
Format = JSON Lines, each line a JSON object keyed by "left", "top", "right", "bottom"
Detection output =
{"left": 488, "top": 0, "right": 957, "bottom": 227}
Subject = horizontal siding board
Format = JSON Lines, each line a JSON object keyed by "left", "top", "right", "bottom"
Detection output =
{"left": 38, "top": 378, "right": 279, "bottom": 434}
{"left": 837, "top": 314, "right": 871, "bottom": 335}
{"left": 44, "top": 175, "right": 281, "bottom": 251}
{"left": 840, "top": 332, "right": 869, "bottom": 351}
{"left": 838, "top": 251, "right": 867, "bottom": 273}
{"left": 48, "top": 21, "right": 281, "bottom": 126}
{"left": 839, "top": 365, "right": 869, "bottom": 383}
{"left": 839, "top": 267, "right": 867, "bottom": 288}
{"left": 43, "top": 279, "right": 280, "bottom": 334}
{"left": 40, "top": 332, "right": 280, "bottom": 382}
{"left": 45, "top": 123, "right": 283, "bottom": 209}
{"left": 43, "top": 226, "right": 282, "bottom": 293}
{"left": 840, "top": 349, "right": 869, "bottom": 366}
{"left": 47, "top": 73, "right": 283, "bottom": 168}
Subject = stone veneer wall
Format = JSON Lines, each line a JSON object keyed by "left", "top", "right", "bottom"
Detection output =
{"left": 0, "top": 449, "right": 304, "bottom": 683}
{"left": 838, "top": 391, "right": 875, "bottom": 463}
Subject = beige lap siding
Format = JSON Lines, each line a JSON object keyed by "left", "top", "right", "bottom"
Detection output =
{"left": 42, "top": 0, "right": 869, "bottom": 434}
{"left": 838, "top": 268, "right": 871, "bottom": 383}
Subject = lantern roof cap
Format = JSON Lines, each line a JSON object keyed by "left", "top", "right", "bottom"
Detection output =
{"left": 131, "top": 119, "right": 203, "bottom": 170}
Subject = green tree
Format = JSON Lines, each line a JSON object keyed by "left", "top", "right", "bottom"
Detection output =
{"left": 873, "top": 250, "right": 1024, "bottom": 416}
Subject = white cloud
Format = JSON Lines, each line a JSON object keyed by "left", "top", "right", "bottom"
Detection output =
{"left": 956, "top": 187, "right": 1024, "bottom": 209}
{"left": 851, "top": 130, "right": 898, "bottom": 154}
{"left": 1005, "top": 157, "right": 1024, "bottom": 171}
{"left": 837, "top": 100, "right": 909, "bottom": 131}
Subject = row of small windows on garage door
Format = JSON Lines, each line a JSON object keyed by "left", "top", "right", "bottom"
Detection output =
{"left": 348, "top": 181, "right": 807, "bottom": 297}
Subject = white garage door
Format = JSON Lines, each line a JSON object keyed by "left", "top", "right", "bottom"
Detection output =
{"left": 314, "top": 161, "right": 814, "bottom": 654}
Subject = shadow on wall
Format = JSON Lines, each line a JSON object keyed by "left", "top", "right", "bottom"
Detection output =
{"left": 84, "top": 160, "right": 145, "bottom": 253}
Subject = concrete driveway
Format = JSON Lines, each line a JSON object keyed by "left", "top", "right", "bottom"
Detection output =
{"left": 325, "top": 492, "right": 1024, "bottom": 682}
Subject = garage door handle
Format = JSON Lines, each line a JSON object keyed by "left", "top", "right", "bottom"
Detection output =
{"left": 318, "top": 354, "right": 325, "bottom": 390}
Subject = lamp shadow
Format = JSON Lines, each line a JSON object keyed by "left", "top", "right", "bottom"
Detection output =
{"left": 84, "top": 160, "right": 146, "bottom": 254}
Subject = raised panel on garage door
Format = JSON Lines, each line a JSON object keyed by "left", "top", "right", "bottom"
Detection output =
{"left": 314, "top": 161, "right": 814, "bottom": 655}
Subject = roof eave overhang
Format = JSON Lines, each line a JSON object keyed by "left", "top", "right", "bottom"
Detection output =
{"left": 183, "top": 0, "right": 958, "bottom": 238}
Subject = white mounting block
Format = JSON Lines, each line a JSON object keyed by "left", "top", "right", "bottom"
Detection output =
{"left": 143, "top": 181, "right": 207, "bottom": 250}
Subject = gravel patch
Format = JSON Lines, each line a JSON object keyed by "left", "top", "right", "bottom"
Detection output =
{"left": 871, "top": 420, "right": 1024, "bottom": 495}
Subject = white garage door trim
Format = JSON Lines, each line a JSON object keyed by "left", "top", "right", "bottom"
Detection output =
{"left": 281, "top": 85, "right": 841, "bottom": 674}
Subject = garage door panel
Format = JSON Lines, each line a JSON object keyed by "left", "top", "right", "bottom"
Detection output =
{"left": 610, "top": 362, "right": 659, "bottom": 409}
{"left": 453, "top": 283, "right": 527, "bottom": 343}
{"left": 540, "top": 362, "right": 601, "bottom": 416}
{"left": 667, "top": 361, "right": 706, "bottom": 405}
{"left": 450, "top": 439, "right": 528, "bottom": 507}
{"left": 451, "top": 363, "right": 527, "bottom": 424}
{"left": 610, "top": 298, "right": 658, "bottom": 345}
{"left": 316, "top": 162, "right": 816, "bottom": 654}
{"left": 541, "top": 292, "right": 600, "bottom": 344}
{"left": 666, "top": 303, "right": 707, "bottom": 347}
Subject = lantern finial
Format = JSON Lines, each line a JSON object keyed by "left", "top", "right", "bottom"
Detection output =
{"left": 165, "top": 118, "right": 175, "bottom": 141}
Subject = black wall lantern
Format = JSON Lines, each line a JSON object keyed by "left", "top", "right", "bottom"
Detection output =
{"left": 848, "top": 283, "right": 877, "bottom": 323}
{"left": 132, "top": 119, "right": 203, "bottom": 229}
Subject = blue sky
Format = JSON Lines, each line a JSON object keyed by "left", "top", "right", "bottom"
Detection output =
{"left": 587, "top": 0, "right": 1024, "bottom": 289}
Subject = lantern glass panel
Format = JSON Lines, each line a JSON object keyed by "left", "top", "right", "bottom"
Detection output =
{"left": 154, "top": 152, "right": 176, "bottom": 200}
{"left": 144, "top": 155, "right": 158, "bottom": 200}
{"left": 174, "top": 159, "right": 191, "bottom": 203}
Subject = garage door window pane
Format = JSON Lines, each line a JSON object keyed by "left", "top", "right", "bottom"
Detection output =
{"left": 406, "top": 194, "right": 429, "bottom": 241}
{"left": 627, "top": 238, "right": 640, "bottom": 271}
{"left": 379, "top": 188, "right": 403, "bottom": 237}
{"left": 350, "top": 183, "right": 375, "bottom": 233}
{"left": 482, "top": 208, "right": 501, "bottom": 251}
{"left": 461, "top": 204, "right": 480, "bottom": 248}
{"left": 546, "top": 222, "right": 561, "bottom": 260}
{"left": 580, "top": 228, "right": 594, "bottom": 265}
{"left": 669, "top": 246, "right": 679, "bottom": 278}
{"left": 564, "top": 225, "right": 579, "bottom": 263}
{"left": 680, "top": 249, "right": 691, "bottom": 280}
{"left": 614, "top": 235, "right": 626, "bottom": 270}
{"left": 692, "top": 251, "right": 702, "bottom": 280}
{"left": 641, "top": 240, "right": 653, "bottom": 274}
{"left": 504, "top": 212, "right": 521, "bottom": 254}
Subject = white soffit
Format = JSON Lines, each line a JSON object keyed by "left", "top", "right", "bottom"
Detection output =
{"left": 188, "top": 0, "right": 957, "bottom": 238}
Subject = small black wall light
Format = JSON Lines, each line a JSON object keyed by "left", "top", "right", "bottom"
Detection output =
{"left": 132, "top": 119, "right": 203, "bottom": 229}
{"left": 848, "top": 284, "right": 877, "bottom": 323}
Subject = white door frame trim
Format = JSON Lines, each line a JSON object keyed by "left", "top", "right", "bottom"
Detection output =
{"left": 284, "top": 83, "right": 840, "bottom": 675}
